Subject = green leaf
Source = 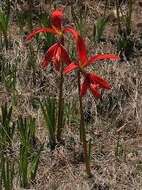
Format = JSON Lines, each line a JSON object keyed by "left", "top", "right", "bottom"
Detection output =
{"left": 39, "top": 98, "right": 57, "bottom": 149}
{"left": 94, "top": 17, "right": 108, "bottom": 43}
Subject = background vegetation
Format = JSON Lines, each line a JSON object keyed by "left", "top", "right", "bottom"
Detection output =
{"left": 0, "top": 0, "right": 142, "bottom": 189}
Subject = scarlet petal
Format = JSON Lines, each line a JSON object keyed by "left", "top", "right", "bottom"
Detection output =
{"left": 89, "top": 73, "right": 111, "bottom": 89}
{"left": 25, "top": 28, "right": 57, "bottom": 41}
{"left": 55, "top": 45, "right": 62, "bottom": 63}
{"left": 64, "top": 28, "right": 88, "bottom": 66}
{"left": 63, "top": 63, "right": 79, "bottom": 74}
{"left": 80, "top": 80, "right": 89, "bottom": 96}
{"left": 51, "top": 9, "right": 64, "bottom": 30}
{"left": 41, "top": 43, "right": 58, "bottom": 68}
{"left": 59, "top": 44, "right": 71, "bottom": 65}
{"left": 88, "top": 54, "right": 120, "bottom": 66}
{"left": 77, "top": 36, "right": 88, "bottom": 66}
{"left": 53, "top": 44, "right": 62, "bottom": 71}
{"left": 53, "top": 44, "right": 71, "bottom": 71}
{"left": 63, "top": 27, "right": 79, "bottom": 40}
{"left": 90, "top": 84, "right": 101, "bottom": 97}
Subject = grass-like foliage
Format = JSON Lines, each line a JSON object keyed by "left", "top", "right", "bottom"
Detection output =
{"left": 0, "top": 8, "right": 9, "bottom": 49}
{"left": 93, "top": 17, "right": 108, "bottom": 43}
{"left": 115, "top": 0, "right": 134, "bottom": 58}
{"left": 17, "top": 116, "right": 43, "bottom": 188}
{"left": 39, "top": 98, "right": 57, "bottom": 150}
{"left": 0, "top": 103, "right": 15, "bottom": 150}
{"left": 0, "top": 60, "right": 17, "bottom": 91}
{"left": 0, "top": 156, "right": 15, "bottom": 190}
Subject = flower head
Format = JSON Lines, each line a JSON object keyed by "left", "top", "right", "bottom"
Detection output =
{"left": 63, "top": 35, "right": 119, "bottom": 98}
{"left": 41, "top": 42, "right": 71, "bottom": 71}
{"left": 51, "top": 8, "right": 64, "bottom": 30}
{"left": 80, "top": 72, "right": 111, "bottom": 97}
{"left": 64, "top": 36, "right": 120, "bottom": 74}
{"left": 26, "top": 8, "right": 79, "bottom": 42}
{"left": 25, "top": 8, "right": 78, "bottom": 72}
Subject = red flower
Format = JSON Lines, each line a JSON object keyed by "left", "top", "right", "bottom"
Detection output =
{"left": 64, "top": 36, "right": 120, "bottom": 74}
{"left": 25, "top": 8, "right": 77, "bottom": 72}
{"left": 51, "top": 8, "right": 64, "bottom": 30}
{"left": 63, "top": 36, "right": 119, "bottom": 97}
{"left": 26, "top": 8, "right": 79, "bottom": 42}
{"left": 41, "top": 43, "right": 71, "bottom": 71}
{"left": 80, "top": 72, "right": 111, "bottom": 97}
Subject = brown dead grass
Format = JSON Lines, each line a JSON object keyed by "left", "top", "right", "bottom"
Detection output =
{"left": 0, "top": 0, "right": 142, "bottom": 189}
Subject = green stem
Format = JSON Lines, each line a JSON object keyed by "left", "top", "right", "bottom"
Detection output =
{"left": 77, "top": 71, "right": 92, "bottom": 177}
{"left": 57, "top": 62, "right": 64, "bottom": 142}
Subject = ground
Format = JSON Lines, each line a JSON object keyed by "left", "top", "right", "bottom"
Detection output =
{"left": 0, "top": 0, "right": 142, "bottom": 190}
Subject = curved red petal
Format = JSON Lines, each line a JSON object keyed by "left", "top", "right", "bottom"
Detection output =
{"left": 88, "top": 54, "right": 120, "bottom": 66}
{"left": 51, "top": 9, "right": 64, "bottom": 29}
{"left": 89, "top": 73, "right": 111, "bottom": 89}
{"left": 51, "top": 44, "right": 71, "bottom": 71}
{"left": 64, "top": 28, "right": 88, "bottom": 66}
{"left": 63, "top": 27, "right": 79, "bottom": 40}
{"left": 63, "top": 63, "right": 79, "bottom": 74}
{"left": 77, "top": 36, "right": 88, "bottom": 66}
{"left": 26, "top": 28, "right": 57, "bottom": 41}
{"left": 80, "top": 80, "right": 89, "bottom": 96}
{"left": 50, "top": 46, "right": 61, "bottom": 71}
{"left": 55, "top": 45, "right": 61, "bottom": 63}
{"left": 59, "top": 44, "right": 71, "bottom": 64}
{"left": 41, "top": 43, "right": 58, "bottom": 68}
{"left": 90, "top": 84, "right": 101, "bottom": 98}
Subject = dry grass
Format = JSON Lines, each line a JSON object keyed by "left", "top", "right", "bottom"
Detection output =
{"left": 0, "top": 0, "right": 142, "bottom": 189}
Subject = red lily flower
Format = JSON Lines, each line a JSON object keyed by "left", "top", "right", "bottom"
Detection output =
{"left": 80, "top": 72, "right": 111, "bottom": 97}
{"left": 26, "top": 8, "right": 79, "bottom": 42}
{"left": 63, "top": 36, "right": 119, "bottom": 97}
{"left": 51, "top": 8, "right": 64, "bottom": 30}
{"left": 64, "top": 36, "right": 120, "bottom": 74}
{"left": 41, "top": 42, "right": 71, "bottom": 71}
